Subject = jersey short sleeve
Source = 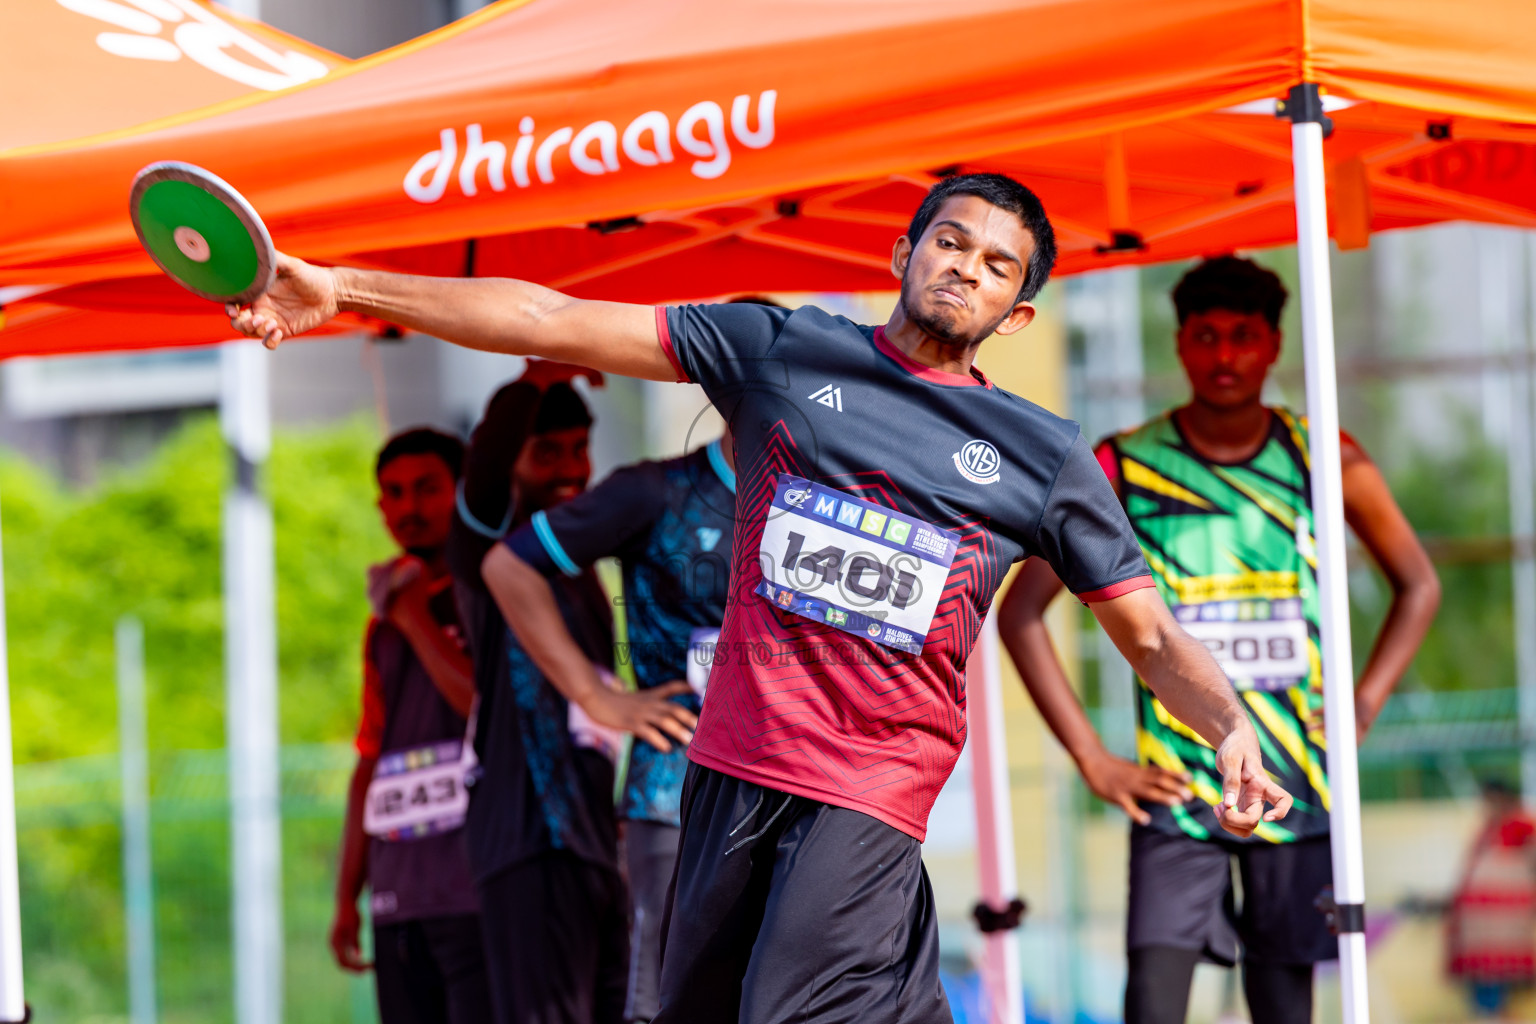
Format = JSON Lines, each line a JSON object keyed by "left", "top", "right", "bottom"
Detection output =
{"left": 659, "top": 303, "right": 795, "bottom": 401}
{"left": 505, "top": 464, "right": 667, "bottom": 578}
{"left": 1035, "top": 434, "right": 1153, "bottom": 601}
{"left": 355, "top": 619, "right": 386, "bottom": 760}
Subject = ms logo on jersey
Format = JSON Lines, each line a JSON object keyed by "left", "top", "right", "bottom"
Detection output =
{"left": 807, "top": 384, "right": 844, "bottom": 411}
{"left": 953, "top": 439, "right": 1001, "bottom": 485}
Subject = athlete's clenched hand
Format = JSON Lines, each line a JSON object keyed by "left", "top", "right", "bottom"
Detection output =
{"left": 581, "top": 680, "right": 697, "bottom": 754}
{"left": 227, "top": 252, "right": 339, "bottom": 350}
{"left": 1078, "top": 749, "right": 1192, "bottom": 826}
{"left": 1213, "top": 724, "right": 1293, "bottom": 838}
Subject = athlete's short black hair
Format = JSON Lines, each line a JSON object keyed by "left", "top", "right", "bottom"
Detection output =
{"left": 531, "top": 382, "right": 594, "bottom": 435}
{"left": 906, "top": 173, "right": 1058, "bottom": 303}
{"left": 376, "top": 427, "right": 465, "bottom": 480}
{"left": 1173, "top": 256, "right": 1289, "bottom": 329}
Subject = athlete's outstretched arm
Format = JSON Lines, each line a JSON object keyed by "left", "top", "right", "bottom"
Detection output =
{"left": 997, "top": 559, "right": 1193, "bottom": 823}
{"left": 481, "top": 544, "right": 697, "bottom": 752}
{"left": 1340, "top": 437, "right": 1441, "bottom": 739}
{"left": 227, "top": 253, "right": 677, "bottom": 381}
{"left": 1089, "top": 587, "right": 1293, "bottom": 838}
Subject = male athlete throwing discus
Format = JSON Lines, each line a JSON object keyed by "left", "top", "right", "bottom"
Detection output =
{"left": 231, "top": 173, "right": 1293, "bottom": 1024}
{"left": 998, "top": 257, "right": 1440, "bottom": 1024}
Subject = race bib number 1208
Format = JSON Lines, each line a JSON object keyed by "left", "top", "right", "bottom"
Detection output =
{"left": 754, "top": 475, "right": 959, "bottom": 654}
{"left": 1172, "top": 597, "right": 1311, "bottom": 691}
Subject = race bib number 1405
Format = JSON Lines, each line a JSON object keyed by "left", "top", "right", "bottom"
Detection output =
{"left": 755, "top": 475, "right": 959, "bottom": 654}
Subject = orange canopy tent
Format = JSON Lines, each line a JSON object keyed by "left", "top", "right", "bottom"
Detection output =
{"left": 0, "top": 0, "right": 352, "bottom": 355}
{"left": 3, "top": 0, "right": 1536, "bottom": 307}
{"left": 1, "top": 0, "right": 340, "bottom": 153}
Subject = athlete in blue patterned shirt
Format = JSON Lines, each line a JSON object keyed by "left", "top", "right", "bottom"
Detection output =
{"left": 497, "top": 431, "right": 736, "bottom": 1023}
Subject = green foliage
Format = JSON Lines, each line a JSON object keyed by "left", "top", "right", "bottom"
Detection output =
{"left": 1350, "top": 417, "right": 1514, "bottom": 694}
{"left": 1, "top": 414, "right": 391, "bottom": 762}
{"left": 0, "top": 415, "right": 392, "bottom": 1022}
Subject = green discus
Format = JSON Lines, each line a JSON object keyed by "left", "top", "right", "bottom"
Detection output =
{"left": 129, "top": 162, "right": 275, "bottom": 304}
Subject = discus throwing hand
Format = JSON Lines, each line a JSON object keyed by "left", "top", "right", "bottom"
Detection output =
{"left": 1214, "top": 725, "right": 1293, "bottom": 838}
{"left": 227, "top": 252, "right": 338, "bottom": 349}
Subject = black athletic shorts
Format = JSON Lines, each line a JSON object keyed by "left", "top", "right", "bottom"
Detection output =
{"left": 653, "top": 762, "right": 952, "bottom": 1024}
{"left": 1126, "top": 825, "right": 1338, "bottom": 966}
{"left": 477, "top": 852, "right": 629, "bottom": 1024}
{"left": 373, "top": 914, "right": 492, "bottom": 1024}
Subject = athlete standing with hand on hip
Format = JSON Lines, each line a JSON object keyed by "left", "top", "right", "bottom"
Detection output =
{"left": 998, "top": 257, "right": 1440, "bottom": 1024}
{"left": 487, "top": 426, "right": 736, "bottom": 1023}
{"left": 231, "top": 173, "right": 1293, "bottom": 1024}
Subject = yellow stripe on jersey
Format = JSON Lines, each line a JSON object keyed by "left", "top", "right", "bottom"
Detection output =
{"left": 1122, "top": 458, "right": 1215, "bottom": 510}
{"left": 1140, "top": 548, "right": 1184, "bottom": 592}
{"left": 1274, "top": 407, "right": 1312, "bottom": 471}
{"left": 1138, "top": 727, "right": 1190, "bottom": 775}
{"left": 1147, "top": 693, "right": 1214, "bottom": 748}
{"left": 1169, "top": 571, "right": 1301, "bottom": 604}
{"left": 1211, "top": 466, "right": 1303, "bottom": 533}
{"left": 1244, "top": 691, "right": 1331, "bottom": 811}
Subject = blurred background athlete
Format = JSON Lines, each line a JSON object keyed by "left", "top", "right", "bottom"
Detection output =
{"left": 449, "top": 368, "right": 678, "bottom": 1024}
{"left": 999, "top": 256, "right": 1440, "bottom": 1024}
{"left": 492, "top": 418, "right": 735, "bottom": 1022}
{"left": 333, "top": 428, "right": 491, "bottom": 1024}
{"left": 233, "top": 174, "right": 1295, "bottom": 1024}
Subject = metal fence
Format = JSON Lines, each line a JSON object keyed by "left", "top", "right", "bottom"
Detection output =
{"left": 14, "top": 743, "right": 374, "bottom": 1024}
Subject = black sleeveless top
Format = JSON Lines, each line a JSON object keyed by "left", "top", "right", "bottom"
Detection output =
{"left": 365, "top": 571, "right": 481, "bottom": 923}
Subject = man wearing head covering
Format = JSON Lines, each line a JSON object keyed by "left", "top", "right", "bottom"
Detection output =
{"left": 448, "top": 366, "right": 689, "bottom": 1024}
{"left": 488, "top": 420, "right": 736, "bottom": 1022}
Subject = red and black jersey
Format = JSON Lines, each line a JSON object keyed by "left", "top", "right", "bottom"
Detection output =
{"left": 658, "top": 303, "right": 1152, "bottom": 840}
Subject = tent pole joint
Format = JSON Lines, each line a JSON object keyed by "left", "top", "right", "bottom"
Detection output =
{"left": 1279, "top": 83, "right": 1334, "bottom": 137}
{"left": 1315, "top": 886, "right": 1367, "bottom": 935}
{"left": 971, "top": 897, "right": 1028, "bottom": 934}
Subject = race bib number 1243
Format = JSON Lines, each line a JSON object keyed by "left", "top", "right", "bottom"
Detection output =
{"left": 754, "top": 475, "right": 959, "bottom": 654}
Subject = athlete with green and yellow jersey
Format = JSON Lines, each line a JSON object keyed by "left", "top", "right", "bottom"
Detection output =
{"left": 998, "top": 257, "right": 1441, "bottom": 1024}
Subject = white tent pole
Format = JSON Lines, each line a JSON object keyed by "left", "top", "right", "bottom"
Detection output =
{"left": 1286, "top": 84, "right": 1370, "bottom": 1024}
{"left": 967, "top": 615, "right": 1023, "bottom": 1024}
{"left": 1514, "top": 235, "right": 1536, "bottom": 804}
{"left": 0, "top": 495, "right": 24, "bottom": 1023}
{"left": 116, "top": 616, "right": 157, "bottom": 1024}
{"left": 221, "top": 340, "right": 283, "bottom": 1024}
{"left": 215, "top": 15, "right": 282, "bottom": 1023}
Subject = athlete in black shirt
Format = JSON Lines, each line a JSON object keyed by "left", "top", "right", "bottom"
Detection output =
{"left": 334, "top": 428, "right": 491, "bottom": 1024}
{"left": 235, "top": 173, "right": 1292, "bottom": 1024}
{"left": 448, "top": 367, "right": 691, "bottom": 1024}
{"left": 495, "top": 432, "right": 736, "bottom": 1022}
